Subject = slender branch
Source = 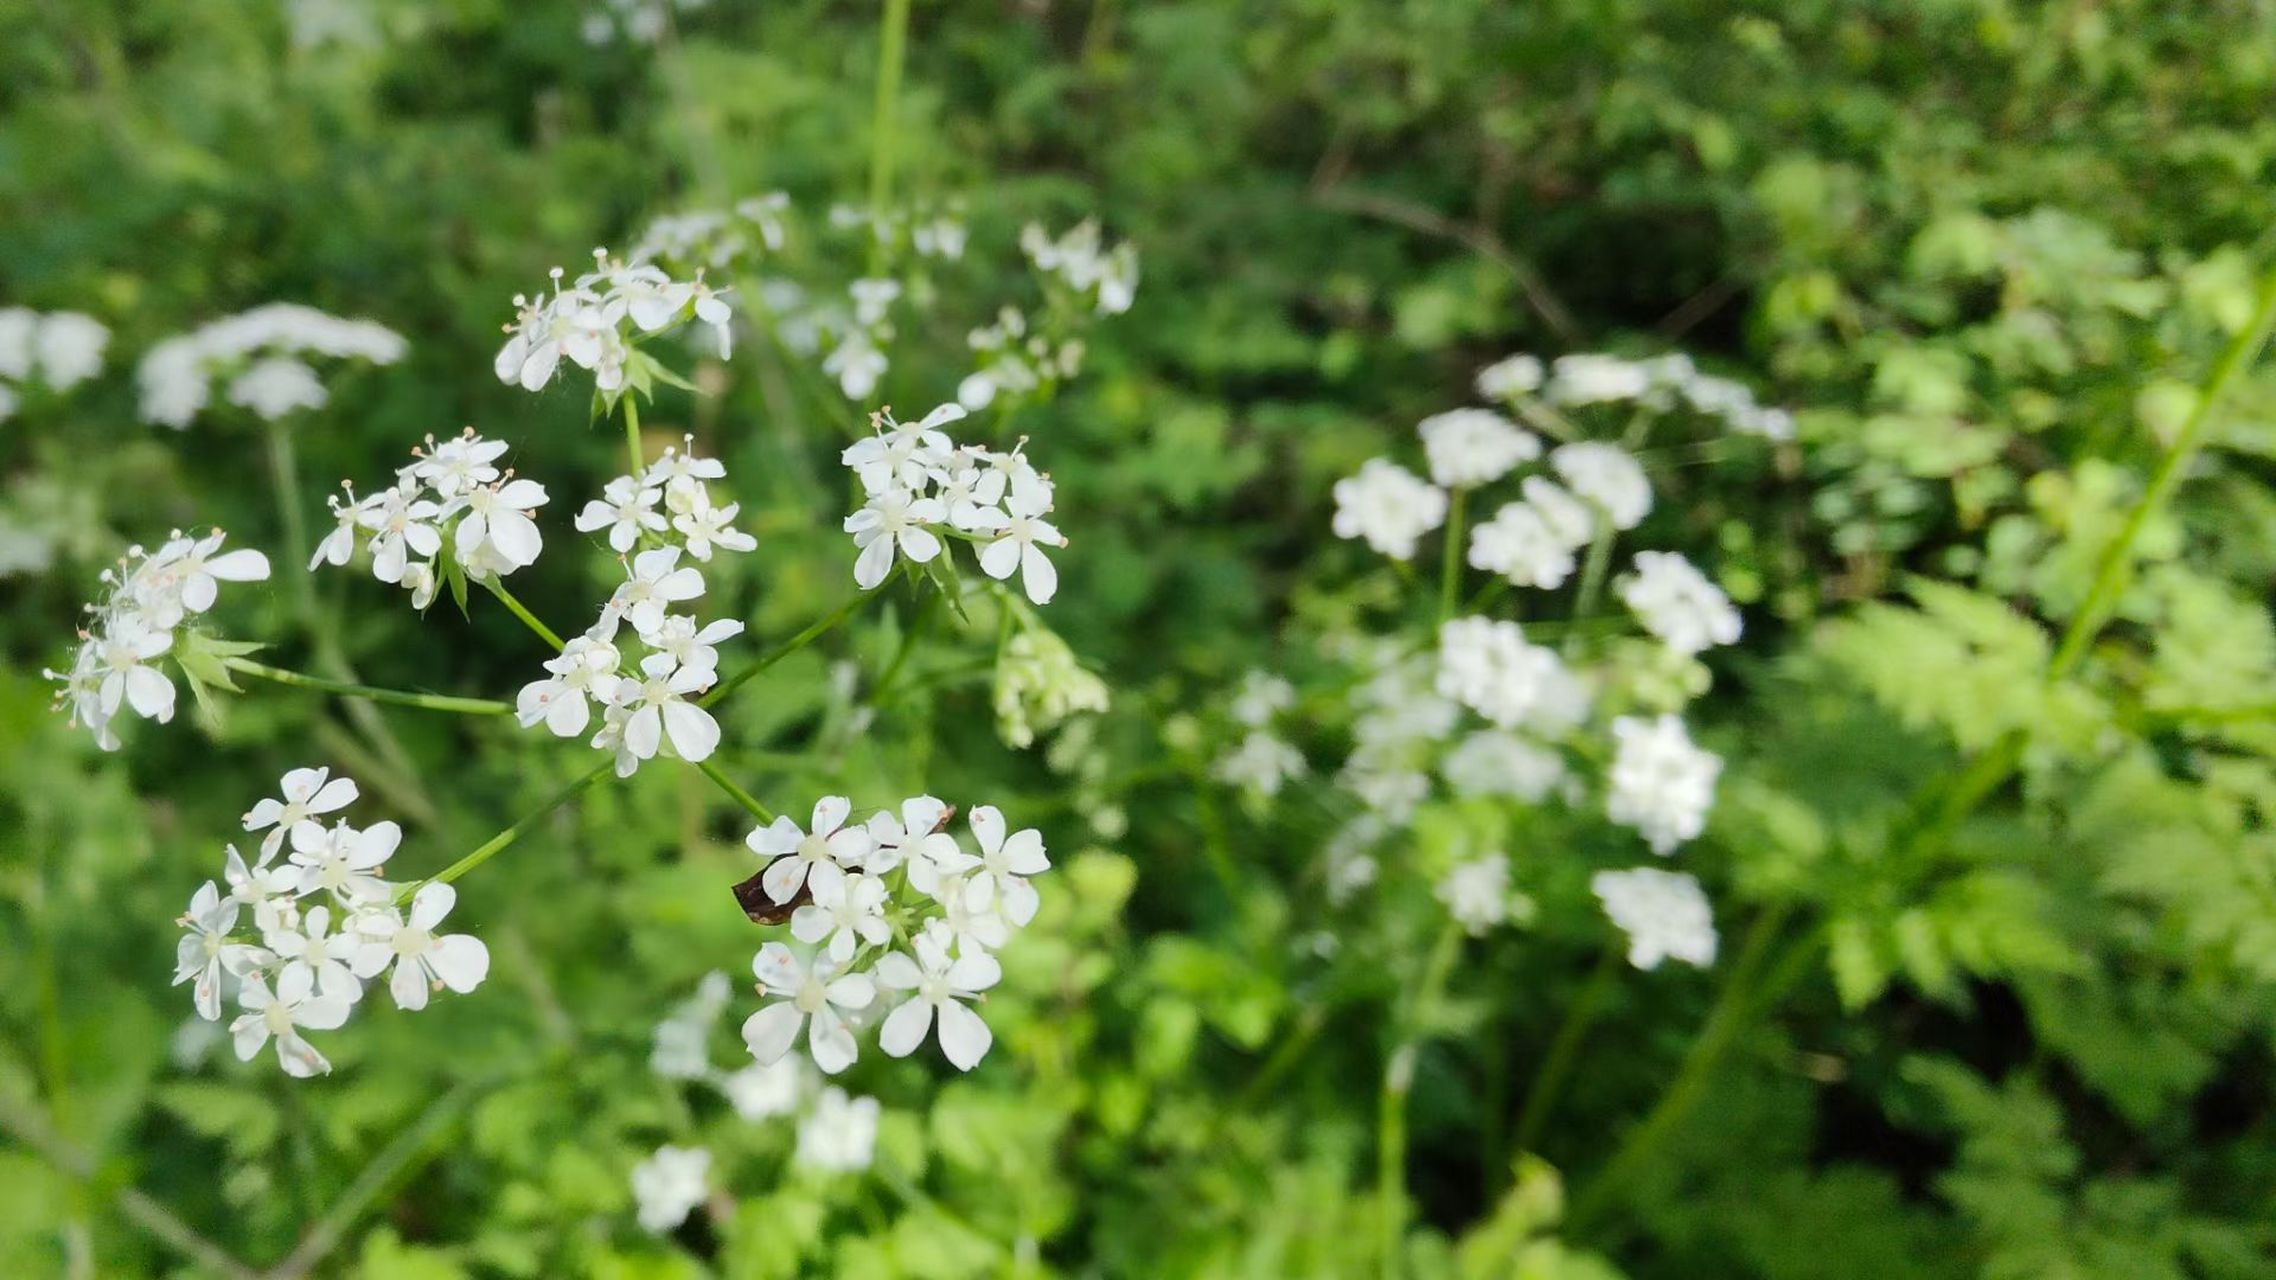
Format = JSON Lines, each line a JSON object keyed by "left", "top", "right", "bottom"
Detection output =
{"left": 622, "top": 392, "right": 647, "bottom": 480}
{"left": 694, "top": 758, "right": 777, "bottom": 824}
{"left": 263, "top": 1076, "right": 496, "bottom": 1280}
{"left": 264, "top": 418, "right": 316, "bottom": 622}
{"left": 700, "top": 588, "right": 880, "bottom": 708}
{"left": 0, "top": 1096, "right": 261, "bottom": 1280}
{"left": 1438, "top": 486, "right": 1468, "bottom": 624}
{"left": 479, "top": 577, "right": 567, "bottom": 652}
{"left": 1378, "top": 919, "right": 1464, "bottom": 1279}
{"left": 398, "top": 763, "right": 613, "bottom": 901}
{"left": 866, "top": 0, "right": 915, "bottom": 275}
{"left": 2049, "top": 263, "right": 2276, "bottom": 679}
{"left": 1563, "top": 514, "right": 1615, "bottom": 658}
{"left": 225, "top": 657, "right": 513, "bottom": 716}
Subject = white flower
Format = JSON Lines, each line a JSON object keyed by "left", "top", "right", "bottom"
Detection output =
{"left": 413, "top": 433, "right": 508, "bottom": 499}
{"left": 230, "top": 968, "right": 351, "bottom": 1078}
{"left": 843, "top": 404, "right": 961, "bottom": 496}
{"left": 630, "top": 1145, "right": 711, "bottom": 1234}
{"left": 1619, "top": 551, "right": 1742, "bottom": 655}
{"left": 265, "top": 904, "right": 367, "bottom": 1004}
{"left": 609, "top": 547, "right": 706, "bottom": 634}
{"left": 790, "top": 873, "right": 892, "bottom": 963}
{"left": 1331, "top": 459, "right": 1447, "bottom": 560}
{"left": 1435, "top": 616, "right": 1581, "bottom": 729}
{"left": 642, "top": 615, "right": 742, "bottom": 681}
{"left": 651, "top": 971, "right": 732, "bottom": 1080}
{"left": 1437, "top": 852, "right": 1513, "bottom": 935}
{"left": 863, "top": 794, "right": 952, "bottom": 877}
{"left": 849, "top": 277, "right": 902, "bottom": 327}
{"left": 795, "top": 1087, "right": 880, "bottom": 1173}
{"left": 28, "top": 312, "right": 109, "bottom": 390}
{"left": 227, "top": 357, "right": 329, "bottom": 420}
{"left": 1593, "top": 867, "right": 1717, "bottom": 970}
{"left": 454, "top": 478, "right": 550, "bottom": 576}
{"left": 614, "top": 656, "right": 722, "bottom": 766}
{"left": 875, "top": 933, "right": 1002, "bottom": 1070}
{"left": 287, "top": 818, "right": 400, "bottom": 903}
{"left": 1213, "top": 731, "right": 1307, "bottom": 797}
{"left": 358, "top": 482, "right": 443, "bottom": 585}
{"left": 1519, "top": 477, "right": 1595, "bottom": 548}
{"left": 1440, "top": 731, "right": 1566, "bottom": 802}
{"left": 927, "top": 874, "right": 1010, "bottom": 955}
{"left": 516, "top": 634, "right": 625, "bottom": 737}
{"left": 741, "top": 943, "right": 875, "bottom": 1075}
{"left": 970, "top": 480, "right": 1065, "bottom": 606}
{"left": 746, "top": 797, "right": 874, "bottom": 905}
{"left": 92, "top": 620, "right": 176, "bottom": 727}
{"left": 575, "top": 475, "right": 666, "bottom": 553}
{"left": 1468, "top": 501, "right": 1576, "bottom": 589}
{"left": 965, "top": 805, "right": 1049, "bottom": 928}
{"left": 1605, "top": 714, "right": 1721, "bottom": 854}
{"left": 1475, "top": 353, "right": 1543, "bottom": 402}
{"left": 174, "top": 881, "right": 270, "bottom": 1021}
{"left": 930, "top": 456, "right": 1009, "bottom": 531}
{"left": 1546, "top": 353, "right": 1652, "bottom": 407}
{"left": 1230, "top": 671, "right": 1295, "bottom": 727}
{"left": 844, "top": 488, "right": 945, "bottom": 589}
{"left": 671, "top": 494, "right": 756, "bottom": 560}
{"left": 824, "top": 334, "right": 887, "bottom": 400}
{"left": 351, "top": 882, "right": 491, "bottom": 1010}
{"left": 1417, "top": 408, "right": 1539, "bottom": 488}
{"left": 242, "top": 766, "right": 359, "bottom": 864}
{"left": 223, "top": 844, "right": 301, "bottom": 935}
{"left": 1550, "top": 442, "right": 1651, "bottom": 531}
{"left": 719, "top": 1057, "right": 806, "bottom": 1121}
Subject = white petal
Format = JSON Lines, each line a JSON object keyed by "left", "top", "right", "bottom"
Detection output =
{"left": 878, "top": 997, "right": 932, "bottom": 1058}
{"left": 426, "top": 935, "right": 489, "bottom": 993}
{"left": 812, "top": 796, "right": 851, "bottom": 833}
{"left": 978, "top": 536, "right": 1021, "bottom": 580}
{"left": 1021, "top": 543, "right": 1058, "bottom": 604}
{"left": 391, "top": 958, "right": 431, "bottom": 1010}
{"left": 408, "top": 882, "right": 457, "bottom": 931}
{"left": 935, "top": 1000, "right": 993, "bottom": 1070}
{"left": 660, "top": 701, "right": 720, "bottom": 761}
{"left": 807, "top": 1006, "right": 858, "bottom": 1074}
{"left": 741, "top": 1002, "right": 803, "bottom": 1065}
{"left": 206, "top": 548, "right": 271, "bottom": 582}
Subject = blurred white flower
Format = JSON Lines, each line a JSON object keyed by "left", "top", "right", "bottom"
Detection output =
{"left": 1331, "top": 459, "right": 1447, "bottom": 560}
{"left": 629, "top": 1145, "right": 711, "bottom": 1233}
{"left": 795, "top": 1087, "right": 880, "bottom": 1173}
{"left": 1593, "top": 866, "right": 1718, "bottom": 969}
{"left": 1619, "top": 550, "right": 1742, "bottom": 655}
{"left": 1417, "top": 408, "right": 1539, "bottom": 488}
{"left": 1605, "top": 714, "right": 1720, "bottom": 854}
{"left": 1550, "top": 442, "right": 1652, "bottom": 531}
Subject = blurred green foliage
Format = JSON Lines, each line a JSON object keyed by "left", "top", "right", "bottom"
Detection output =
{"left": 7, "top": 0, "right": 2276, "bottom": 1276}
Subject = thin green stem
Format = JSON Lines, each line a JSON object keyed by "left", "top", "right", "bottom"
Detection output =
{"left": 622, "top": 392, "right": 647, "bottom": 479}
{"left": 1564, "top": 514, "right": 1615, "bottom": 658}
{"left": 1571, "top": 900, "right": 1794, "bottom": 1229}
{"left": 1510, "top": 943, "right": 1621, "bottom": 1158}
{"left": 265, "top": 418, "right": 316, "bottom": 622}
{"left": 866, "top": 0, "right": 915, "bottom": 273}
{"left": 225, "top": 657, "right": 513, "bottom": 715}
{"left": 1438, "top": 485, "right": 1468, "bottom": 623}
{"left": 871, "top": 589, "right": 937, "bottom": 704}
{"left": 400, "top": 763, "right": 613, "bottom": 901}
{"left": 480, "top": 577, "right": 567, "bottom": 652}
{"left": 701, "top": 588, "right": 880, "bottom": 708}
{"left": 1379, "top": 919, "right": 1464, "bottom": 1279}
{"left": 2048, "top": 264, "right": 2276, "bottom": 679}
{"left": 695, "top": 758, "right": 777, "bottom": 824}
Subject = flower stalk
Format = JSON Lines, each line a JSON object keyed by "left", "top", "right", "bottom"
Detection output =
{"left": 224, "top": 656, "right": 514, "bottom": 716}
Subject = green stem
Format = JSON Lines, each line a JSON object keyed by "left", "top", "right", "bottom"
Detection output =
{"left": 695, "top": 758, "right": 777, "bottom": 824}
{"left": 265, "top": 1076, "right": 499, "bottom": 1280}
{"left": 400, "top": 764, "right": 613, "bottom": 901}
{"left": 480, "top": 577, "right": 567, "bottom": 652}
{"left": 622, "top": 392, "right": 647, "bottom": 479}
{"left": 871, "top": 589, "right": 937, "bottom": 704}
{"left": 1379, "top": 920, "right": 1464, "bottom": 1279}
{"left": 224, "top": 657, "right": 513, "bottom": 716}
{"left": 1438, "top": 485, "right": 1468, "bottom": 623}
{"left": 866, "top": 0, "right": 915, "bottom": 272}
{"left": 2048, "top": 264, "right": 2276, "bottom": 679}
{"left": 1571, "top": 900, "right": 1794, "bottom": 1229}
{"left": 265, "top": 417, "right": 316, "bottom": 621}
{"left": 701, "top": 588, "right": 880, "bottom": 708}
{"left": 1510, "top": 943, "right": 1621, "bottom": 1159}
{"left": 1564, "top": 513, "right": 1615, "bottom": 657}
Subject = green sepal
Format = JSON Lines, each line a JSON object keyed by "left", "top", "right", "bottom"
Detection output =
{"left": 921, "top": 552, "right": 972, "bottom": 625}
{"left": 173, "top": 631, "right": 264, "bottom": 695}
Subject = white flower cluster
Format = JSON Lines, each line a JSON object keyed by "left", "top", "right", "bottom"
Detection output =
{"left": 958, "top": 305, "right": 1086, "bottom": 411}
{"left": 573, "top": 433, "right": 757, "bottom": 560}
{"left": 738, "top": 797, "right": 1049, "bottom": 1077}
{"left": 1591, "top": 866, "right": 1717, "bottom": 970}
{"left": 1436, "top": 617, "right": 1591, "bottom": 731}
{"left": 1438, "top": 852, "right": 1533, "bottom": 936}
{"left": 631, "top": 194, "right": 791, "bottom": 272}
{"left": 828, "top": 201, "right": 971, "bottom": 263}
{"left": 1618, "top": 550, "right": 1742, "bottom": 655}
{"left": 137, "top": 303, "right": 407, "bottom": 428}
{"left": 1477, "top": 350, "right": 1794, "bottom": 440}
{"left": 172, "top": 767, "right": 490, "bottom": 1077}
{"left": 1331, "top": 459, "right": 1448, "bottom": 560}
{"left": 1021, "top": 220, "right": 1139, "bottom": 315}
{"left": 0, "top": 307, "right": 108, "bottom": 420}
{"left": 494, "top": 248, "right": 733, "bottom": 394}
{"left": 45, "top": 529, "right": 272, "bottom": 750}
{"left": 311, "top": 429, "right": 548, "bottom": 609}
{"left": 1604, "top": 713, "right": 1721, "bottom": 856}
{"left": 840, "top": 402, "right": 1067, "bottom": 604}
{"left": 752, "top": 201, "right": 966, "bottom": 401}
{"left": 1214, "top": 671, "right": 1308, "bottom": 800}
